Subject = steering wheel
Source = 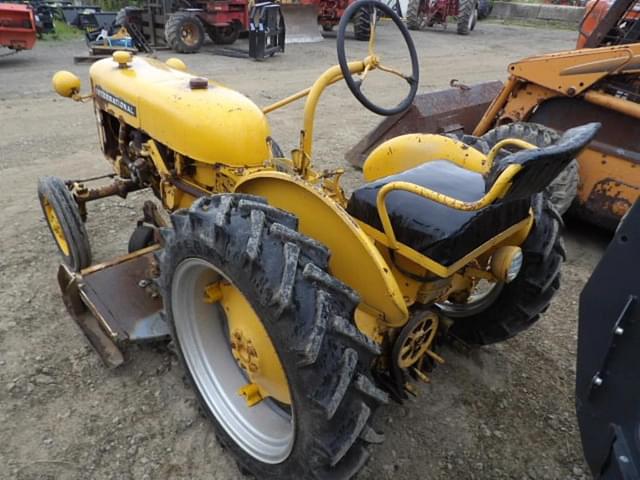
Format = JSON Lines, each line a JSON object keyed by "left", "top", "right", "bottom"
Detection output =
{"left": 337, "top": 0, "right": 419, "bottom": 116}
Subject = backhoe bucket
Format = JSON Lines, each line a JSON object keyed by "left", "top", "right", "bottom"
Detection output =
{"left": 345, "top": 81, "right": 503, "bottom": 168}
{"left": 280, "top": 2, "right": 323, "bottom": 44}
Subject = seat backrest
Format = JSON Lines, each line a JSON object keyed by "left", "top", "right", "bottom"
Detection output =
{"left": 486, "top": 122, "right": 601, "bottom": 202}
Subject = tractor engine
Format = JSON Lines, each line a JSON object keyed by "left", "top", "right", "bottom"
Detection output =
{"left": 86, "top": 52, "right": 273, "bottom": 210}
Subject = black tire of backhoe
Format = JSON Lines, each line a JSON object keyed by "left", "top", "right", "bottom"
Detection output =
{"left": 447, "top": 194, "right": 564, "bottom": 345}
{"left": 37, "top": 176, "right": 92, "bottom": 272}
{"left": 474, "top": 122, "right": 580, "bottom": 216}
{"left": 157, "top": 194, "right": 388, "bottom": 479}
{"left": 457, "top": 0, "right": 476, "bottom": 35}
{"left": 165, "top": 12, "right": 205, "bottom": 53}
{"left": 353, "top": 6, "right": 371, "bottom": 41}
{"left": 406, "top": 0, "right": 425, "bottom": 30}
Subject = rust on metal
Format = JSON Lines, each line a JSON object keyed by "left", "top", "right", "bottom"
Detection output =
{"left": 58, "top": 264, "right": 125, "bottom": 368}
{"left": 345, "top": 81, "right": 503, "bottom": 168}
{"left": 576, "top": 178, "right": 638, "bottom": 230}
{"left": 529, "top": 96, "right": 640, "bottom": 227}
{"left": 58, "top": 250, "right": 169, "bottom": 368}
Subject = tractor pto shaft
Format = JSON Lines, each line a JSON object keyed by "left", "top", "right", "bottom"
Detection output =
{"left": 76, "top": 178, "right": 140, "bottom": 203}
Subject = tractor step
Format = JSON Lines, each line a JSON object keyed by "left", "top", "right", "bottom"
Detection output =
{"left": 57, "top": 247, "right": 169, "bottom": 368}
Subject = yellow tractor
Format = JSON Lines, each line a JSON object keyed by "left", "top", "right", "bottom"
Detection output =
{"left": 40, "top": 2, "right": 597, "bottom": 477}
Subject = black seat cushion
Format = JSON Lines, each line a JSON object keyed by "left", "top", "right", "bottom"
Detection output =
{"left": 347, "top": 161, "right": 530, "bottom": 266}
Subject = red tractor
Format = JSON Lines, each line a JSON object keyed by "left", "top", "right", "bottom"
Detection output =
{"left": 0, "top": 3, "right": 37, "bottom": 53}
{"left": 117, "top": 0, "right": 251, "bottom": 53}
{"left": 405, "top": 0, "right": 479, "bottom": 35}
{"left": 164, "top": 0, "right": 248, "bottom": 51}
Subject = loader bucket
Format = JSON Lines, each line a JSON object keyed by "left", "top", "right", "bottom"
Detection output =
{"left": 280, "top": 2, "right": 323, "bottom": 43}
{"left": 577, "top": 200, "right": 640, "bottom": 478}
{"left": 345, "top": 81, "right": 504, "bottom": 168}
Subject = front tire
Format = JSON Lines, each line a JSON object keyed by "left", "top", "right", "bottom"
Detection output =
{"left": 443, "top": 195, "right": 564, "bottom": 345}
{"left": 159, "top": 194, "right": 388, "bottom": 479}
{"left": 37, "top": 176, "right": 91, "bottom": 272}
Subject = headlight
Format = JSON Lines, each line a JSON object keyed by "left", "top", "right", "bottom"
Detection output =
{"left": 490, "top": 246, "right": 523, "bottom": 283}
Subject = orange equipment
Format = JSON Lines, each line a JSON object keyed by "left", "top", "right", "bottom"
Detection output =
{"left": 0, "top": 3, "right": 36, "bottom": 52}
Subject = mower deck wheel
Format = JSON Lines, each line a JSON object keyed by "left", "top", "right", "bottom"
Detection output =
{"left": 37, "top": 176, "right": 91, "bottom": 272}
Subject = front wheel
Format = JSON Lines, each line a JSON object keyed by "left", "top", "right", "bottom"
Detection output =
{"left": 37, "top": 176, "right": 91, "bottom": 271}
{"left": 441, "top": 195, "right": 564, "bottom": 345}
{"left": 159, "top": 194, "right": 388, "bottom": 478}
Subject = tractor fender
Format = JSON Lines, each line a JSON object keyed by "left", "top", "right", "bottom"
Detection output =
{"left": 362, "top": 133, "right": 490, "bottom": 182}
{"left": 235, "top": 171, "right": 409, "bottom": 327}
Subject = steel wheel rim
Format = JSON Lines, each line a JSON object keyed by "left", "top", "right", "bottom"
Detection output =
{"left": 181, "top": 24, "right": 197, "bottom": 46}
{"left": 171, "top": 257, "right": 295, "bottom": 464}
{"left": 437, "top": 280, "right": 504, "bottom": 318}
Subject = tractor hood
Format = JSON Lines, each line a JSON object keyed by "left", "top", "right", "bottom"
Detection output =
{"left": 89, "top": 55, "right": 271, "bottom": 167}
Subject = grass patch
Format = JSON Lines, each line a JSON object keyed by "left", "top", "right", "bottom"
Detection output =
{"left": 40, "top": 21, "right": 85, "bottom": 41}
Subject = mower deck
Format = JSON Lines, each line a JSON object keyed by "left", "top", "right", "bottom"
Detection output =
{"left": 57, "top": 246, "right": 169, "bottom": 368}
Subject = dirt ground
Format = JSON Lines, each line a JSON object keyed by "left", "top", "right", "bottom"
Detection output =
{"left": 0, "top": 20, "right": 612, "bottom": 480}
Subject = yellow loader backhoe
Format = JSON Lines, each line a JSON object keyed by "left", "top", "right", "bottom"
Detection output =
{"left": 347, "top": 41, "right": 640, "bottom": 230}
{"left": 40, "top": 2, "right": 597, "bottom": 478}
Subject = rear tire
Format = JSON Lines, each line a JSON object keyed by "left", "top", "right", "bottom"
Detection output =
{"left": 444, "top": 195, "right": 564, "bottom": 345}
{"left": 457, "top": 0, "right": 477, "bottom": 35}
{"left": 406, "top": 0, "right": 425, "bottom": 30}
{"left": 37, "top": 176, "right": 91, "bottom": 272}
{"left": 479, "top": 122, "right": 580, "bottom": 215}
{"left": 208, "top": 23, "right": 240, "bottom": 45}
{"left": 165, "top": 12, "right": 205, "bottom": 53}
{"left": 353, "top": 6, "right": 371, "bottom": 40}
{"left": 158, "top": 194, "right": 388, "bottom": 479}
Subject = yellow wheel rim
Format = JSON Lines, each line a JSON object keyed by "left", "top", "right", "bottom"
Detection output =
{"left": 210, "top": 280, "right": 292, "bottom": 406}
{"left": 397, "top": 311, "right": 438, "bottom": 368}
{"left": 43, "top": 197, "right": 70, "bottom": 256}
{"left": 172, "top": 257, "right": 295, "bottom": 463}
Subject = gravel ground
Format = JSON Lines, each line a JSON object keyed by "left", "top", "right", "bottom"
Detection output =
{"left": 0, "top": 21, "right": 611, "bottom": 480}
